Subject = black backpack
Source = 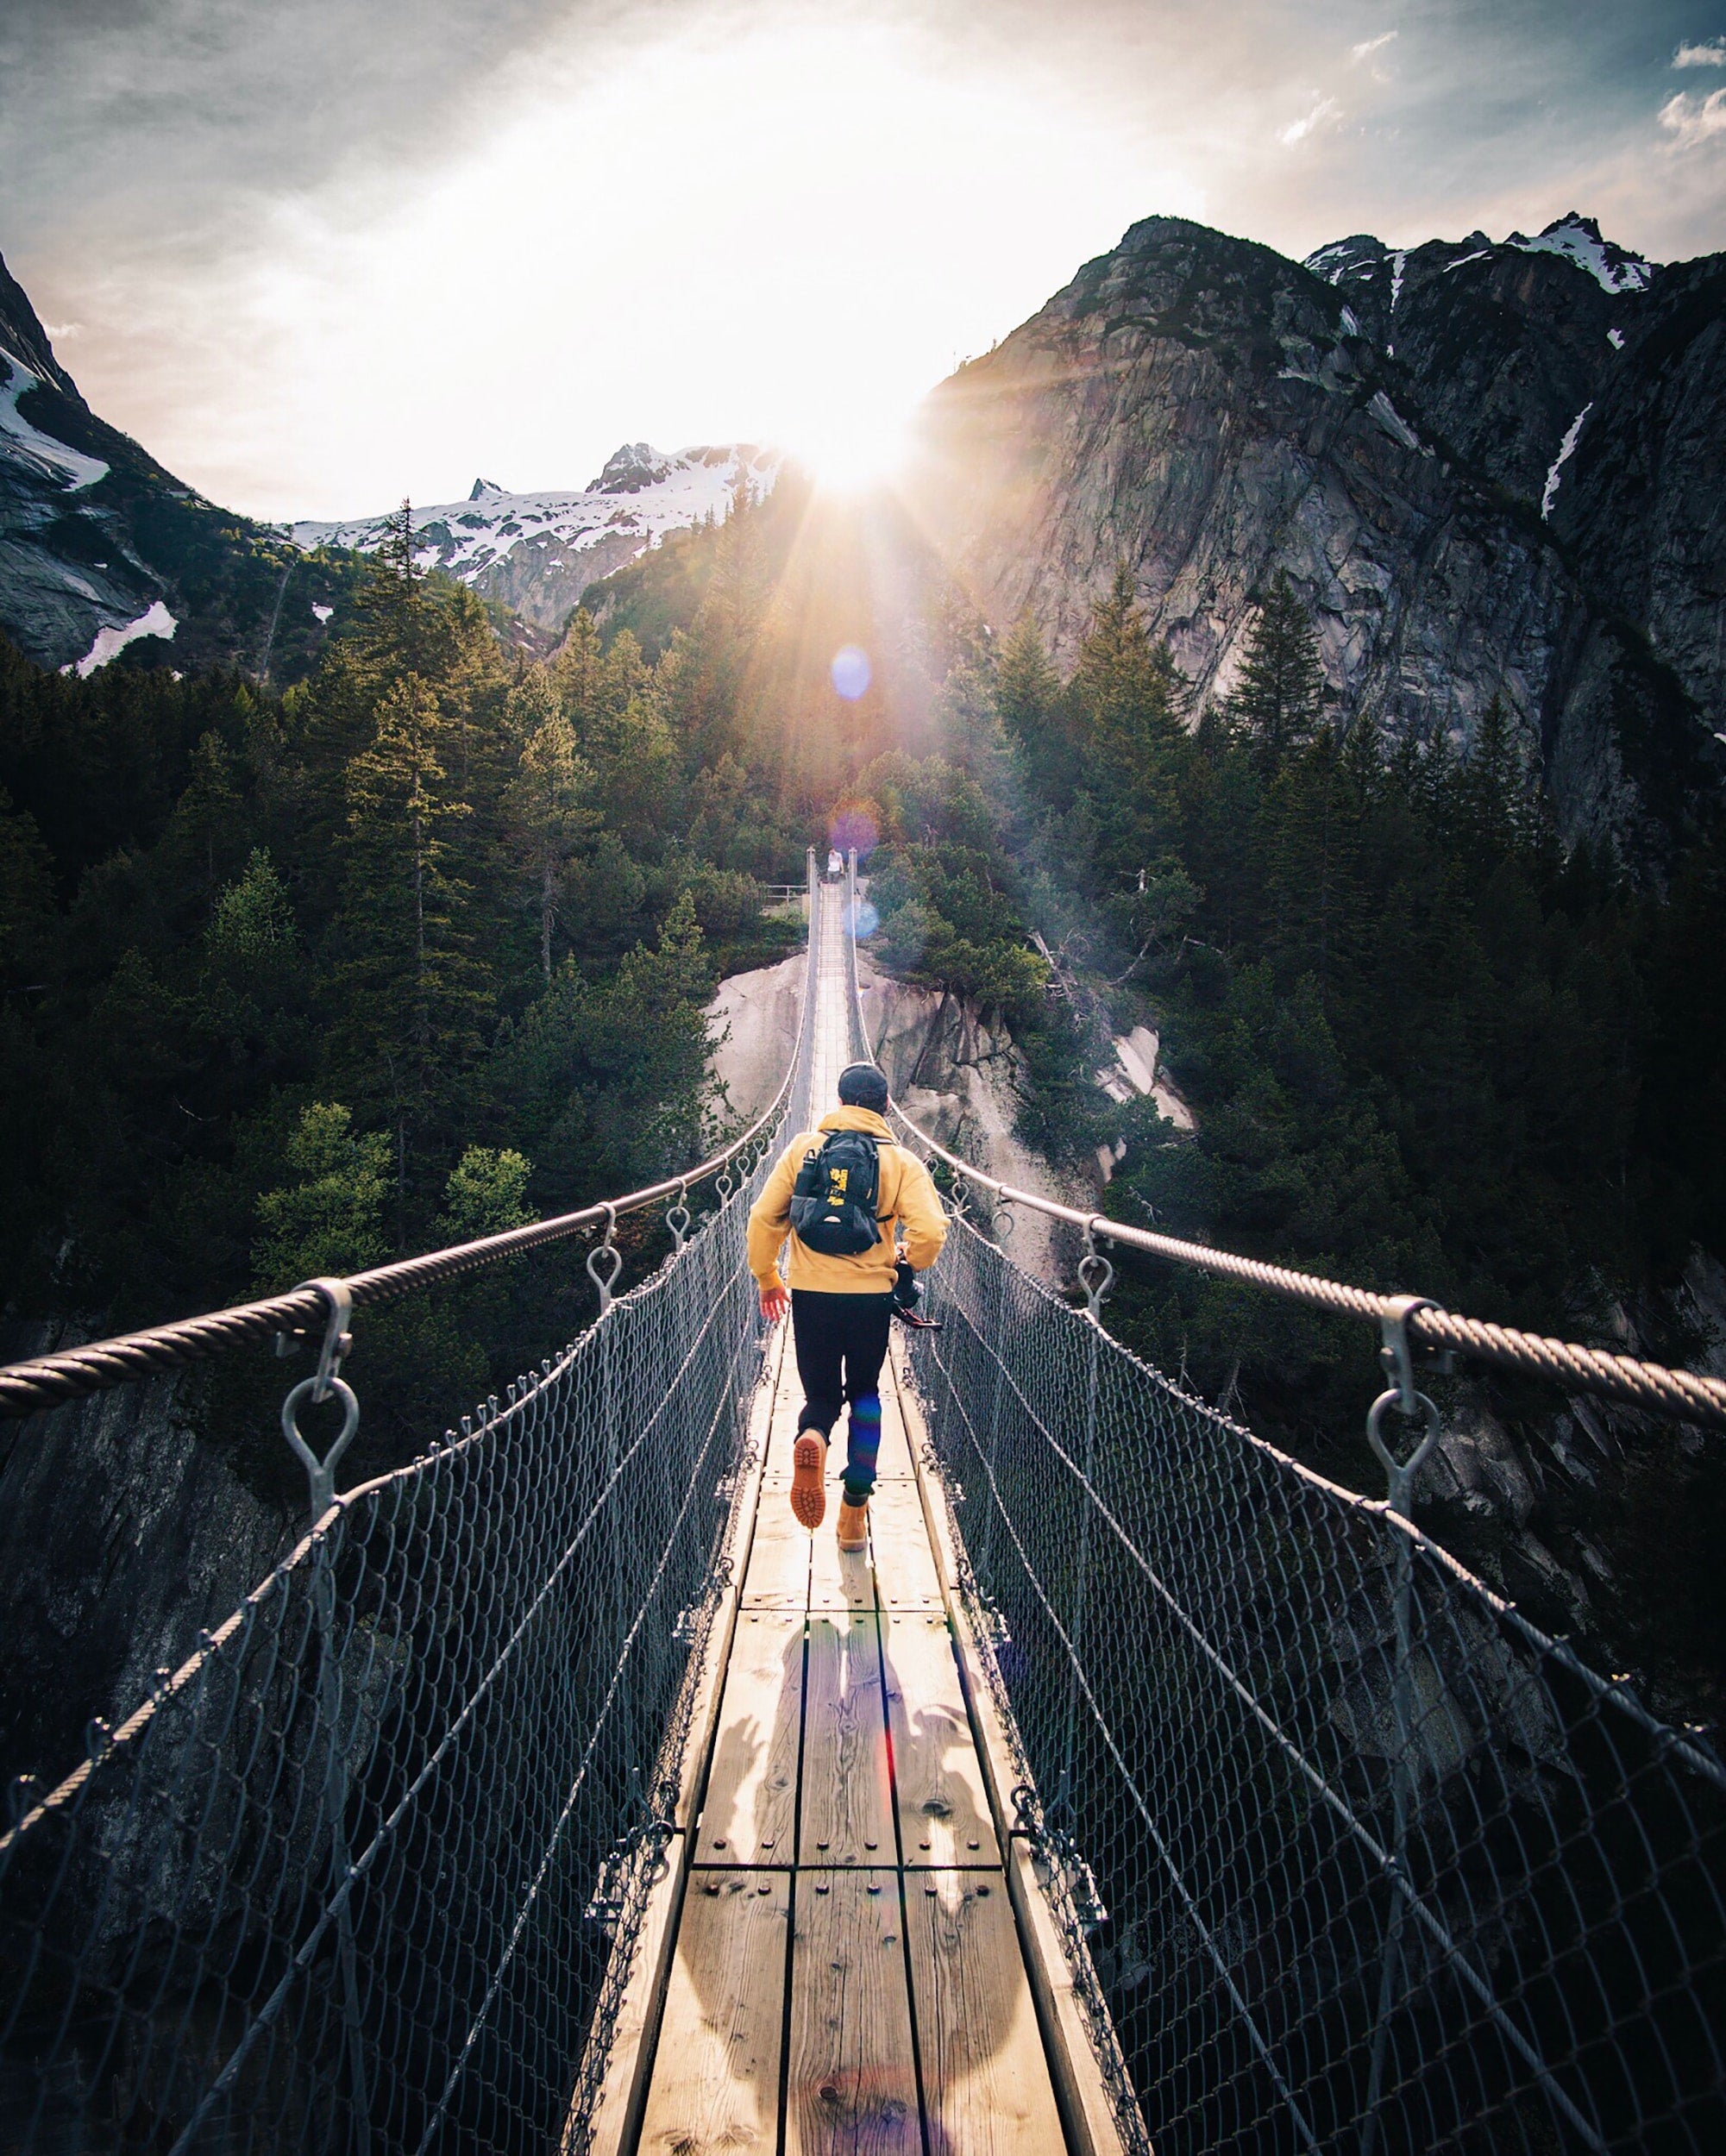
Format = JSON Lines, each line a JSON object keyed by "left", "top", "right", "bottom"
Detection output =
{"left": 789, "top": 1131, "right": 882, "bottom": 1257}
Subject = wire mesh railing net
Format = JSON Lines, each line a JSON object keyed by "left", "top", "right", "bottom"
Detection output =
{"left": 0, "top": 892, "right": 819, "bottom": 2156}
{"left": 897, "top": 1212, "right": 1725, "bottom": 2156}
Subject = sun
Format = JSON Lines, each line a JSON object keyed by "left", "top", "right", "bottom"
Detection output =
{"left": 787, "top": 407, "right": 917, "bottom": 494}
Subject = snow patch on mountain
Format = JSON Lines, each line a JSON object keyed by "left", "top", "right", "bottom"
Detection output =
{"left": 65, "top": 599, "right": 176, "bottom": 677}
{"left": 1509, "top": 214, "right": 1652, "bottom": 295}
{"left": 1542, "top": 402, "right": 1593, "bottom": 519}
{"left": 1306, "top": 236, "right": 1380, "bottom": 285}
{"left": 290, "top": 442, "right": 779, "bottom": 630}
{"left": 0, "top": 350, "right": 107, "bottom": 491}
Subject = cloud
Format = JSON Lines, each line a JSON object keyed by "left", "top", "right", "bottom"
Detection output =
{"left": 1280, "top": 94, "right": 1341, "bottom": 146}
{"left": 1673, "top": 38, "right": 1726, "bottom": 66}
{"left": 1660, "top": 86, "right": 1726, "bottom": 146}
{"left": 9, "top": 0, "right": 1723, "bottom": 512}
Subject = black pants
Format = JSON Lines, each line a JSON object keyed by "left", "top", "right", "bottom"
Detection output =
{"left": 790, "top": 1289, "right": 892, "bottom": 1501}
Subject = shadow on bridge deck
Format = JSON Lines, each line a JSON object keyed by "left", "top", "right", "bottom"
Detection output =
{"left": 582, "top": 1320, "right": 1120, "bottom": 2154}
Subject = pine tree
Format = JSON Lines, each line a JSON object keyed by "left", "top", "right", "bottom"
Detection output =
{"left": 1450, "top": 696, "right": 1537, "bottom": 871}
{"left": 502, "top": 688, "right": 597, "bottom": 981}
{"left": 159, "top": 730, "right": 248, "bottom": 906}
{"left": 933, "top": 661, "right": 1015, "bottom": 793}
{"left": 254, "top": 1102, "right": 392, "bottom": 1287}
{"left": 1228, "top": 573, "right": 1326, "bottom": 771}
{"left": 995, "top": 615, "right": 1062, "bottom": 752}
{"left": 1261, "top": 731, "right": 1362, "bottom": 1001}
{"left": 330, "top": 675, "right": 491, "bottom": 1168}
{"left": 1069, "top": 566, "right": 1186, "bottom": 783}
{"left": 551, "top": 608, "right": 606, "bottom": 721}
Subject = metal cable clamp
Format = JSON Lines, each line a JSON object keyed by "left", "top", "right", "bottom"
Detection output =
{"left": 280, "top": 1276, "right": 359, "bottom": 1523}
{"left": 1366, "top": 1294, "right": 1445, "bottom": 1517}
{"left": 587, "top": 1205, "right": 622, "bottom": 1313}
{"left": 1078, "top": 1223, "right": 1115, "bottom": 1320}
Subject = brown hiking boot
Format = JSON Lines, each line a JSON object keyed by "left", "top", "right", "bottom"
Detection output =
{"left": 790, "top": 1432, "right": 827, "bottom": 1531}
{"left": 836, "top": 1495, "right": 869, "bottom": 1553}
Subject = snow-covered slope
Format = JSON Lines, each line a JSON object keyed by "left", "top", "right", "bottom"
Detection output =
{"left": 1506, "top": 213, "right": 1652, "bottom": 295}
{"left": 0, "top": 250, "right": 351, "bottom": 678}
{"left": 290, "top": 442, "right": 780, "bottom": 632}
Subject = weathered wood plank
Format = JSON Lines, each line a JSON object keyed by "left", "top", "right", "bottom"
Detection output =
{"left": 888, "top": 1338, "right": 1140, "bottom": 2156}
{"left": 808, "top": 1510, "right": 878, "bottom": 1611}
{"left": 871, "top": 1388, "right": 915, "bottom": 1479}
{"left": 799, "top": 1611, "right": 893, "bottom": 1866}
{"left": 785, "top": 1871, "right": 921, "bottom": 2155}
{"left": 879, "top": 1609, "right": 1001, "bottom": 1867}
{"left": 907, "top": 1870, "right": 1067, "bottom": 2153}
{"left": 694, "top": 1608, "right": 804, "bottom": 1865}
{"left": 741, "top": 1495, "right": 813, "bottom": 1608}
{"left": 636, "top": 1869, "right": 789, "bottom": 2156}
{"left": 867, "top": 1477, "right": 944, "bottom": 1612}
{"left": 573, "top": 1323, "right": 785, "bottom": 2156}
{"left": 758, "top": 1355, "right": 808, "bottom": 1479}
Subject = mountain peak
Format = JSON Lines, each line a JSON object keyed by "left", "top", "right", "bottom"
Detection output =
{"left": 1506, "top": 212, "right": 1653, "bottom": 293}
{"left": 1305, "top": 235, "right": 1390, "bottom": 285}
{"left": 589, "top": 442, "right": 672, "bottom": 495}
{"left": 468, "top": 477, "right": 505, "bottom": 500}
{"left": 0, "top": 251, "right": 81, "bottom": 402}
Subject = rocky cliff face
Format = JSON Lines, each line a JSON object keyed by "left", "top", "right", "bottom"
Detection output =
{"left": 0, "top": 1359, "right": 296, "bottom": 1797}
{"left": 1309, "top": 215, "right": 1644, "bottom": 506}
{"left": 1551, "top": 254, "right": 1726, "bottom": 739}
{"left": 908, "top": 213, "right": 1722, "bottom": 862}
{"left": 0, "top": 250, "right": 355, "bottom": 679}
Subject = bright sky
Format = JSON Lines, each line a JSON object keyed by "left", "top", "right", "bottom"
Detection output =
{"left": 3, "top": 0, "right": 1724, "bottom": 519}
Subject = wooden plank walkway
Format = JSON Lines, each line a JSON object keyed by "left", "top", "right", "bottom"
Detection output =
{"left": 578, "top": 876, "right": 1135, "bottom": 2156}
{"left": 632, "top": 1343, "right": 1070, "bottom": 2155}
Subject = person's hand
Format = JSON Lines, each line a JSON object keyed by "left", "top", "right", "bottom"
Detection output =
{"left": 760, "top": 1282, "right": 790, "bottom": 1326}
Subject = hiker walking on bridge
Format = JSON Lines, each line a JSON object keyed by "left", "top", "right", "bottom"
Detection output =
{"left": 747, "top": 1061, "right": 946, "bottom": 1549}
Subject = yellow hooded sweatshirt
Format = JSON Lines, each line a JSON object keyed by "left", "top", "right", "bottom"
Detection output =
{"left": 747, "top": 1106, "right": 947, "bottom": 1295}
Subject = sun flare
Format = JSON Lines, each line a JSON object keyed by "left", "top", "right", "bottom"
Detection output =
{"left": 787, "top": 407, "right": 918, "bottom": 493}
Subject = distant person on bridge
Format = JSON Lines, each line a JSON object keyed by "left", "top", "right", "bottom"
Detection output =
{"left": 747, "top": 1061, "right": 947, "bottom": 1550}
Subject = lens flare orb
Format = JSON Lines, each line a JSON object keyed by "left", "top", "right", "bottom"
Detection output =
{"left": 832, "top": 646, "right": 872, "bottom": 701}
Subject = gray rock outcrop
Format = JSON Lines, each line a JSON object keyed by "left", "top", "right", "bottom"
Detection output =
{"left": 0, "top": 249, "right": 351, "bottom": 678}
{"left": 0, "top": 1363, "right": 295, "bottom": 1795}
{"left": 907, "top": 213, "right": 1723, "bottom": 862}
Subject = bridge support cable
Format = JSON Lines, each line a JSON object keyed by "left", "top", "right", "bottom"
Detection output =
{"left": 841, "top": 853, "right": 1725, "bottom": 2154}
{"left": 0, "top": 859, "right": 824, "bottom": 2155}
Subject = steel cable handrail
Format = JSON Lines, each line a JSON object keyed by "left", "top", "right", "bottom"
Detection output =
{"left": 0, "top": 905, "right": 815, "bottom": 1423}
{"left": 840, "top": 852, "right": 1726, "bottom": 1429}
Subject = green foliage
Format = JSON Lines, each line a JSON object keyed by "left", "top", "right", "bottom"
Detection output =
{"left": 439, "top": 1146, "right": 536, "bottom": 1241}
{"left": 1225, "top": 572, "right": 1326, "bottom": 769}
{"left": 501, "top": 668, "right": 597, "bottom": 981}
{"left": 487, "top": 893, "right": 716, "bottom": 1200}
{"left": 0, "top": 490, "right": 809, "bottom": 1452}
{"left": 980, "top": 593, "right": 1726, "bottom": 1605}
{"left": 207, "top": 849, "right": 295, "bottom": 966}
{"left": 254, "top": 1104, "right": 391, "bottom": 1288}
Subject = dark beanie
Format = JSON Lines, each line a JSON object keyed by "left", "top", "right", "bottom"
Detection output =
{"left": 837, "top": 1062, "right": 889, "bottom": 1112}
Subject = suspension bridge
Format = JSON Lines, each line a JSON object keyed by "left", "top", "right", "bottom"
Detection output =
{"left": 0, "top": 856, "right": 1721, "bottom": 2154}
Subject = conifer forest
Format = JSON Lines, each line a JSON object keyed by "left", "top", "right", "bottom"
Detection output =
{"left": 3, "top": 477, "right": 1724, "bottom": 1710}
